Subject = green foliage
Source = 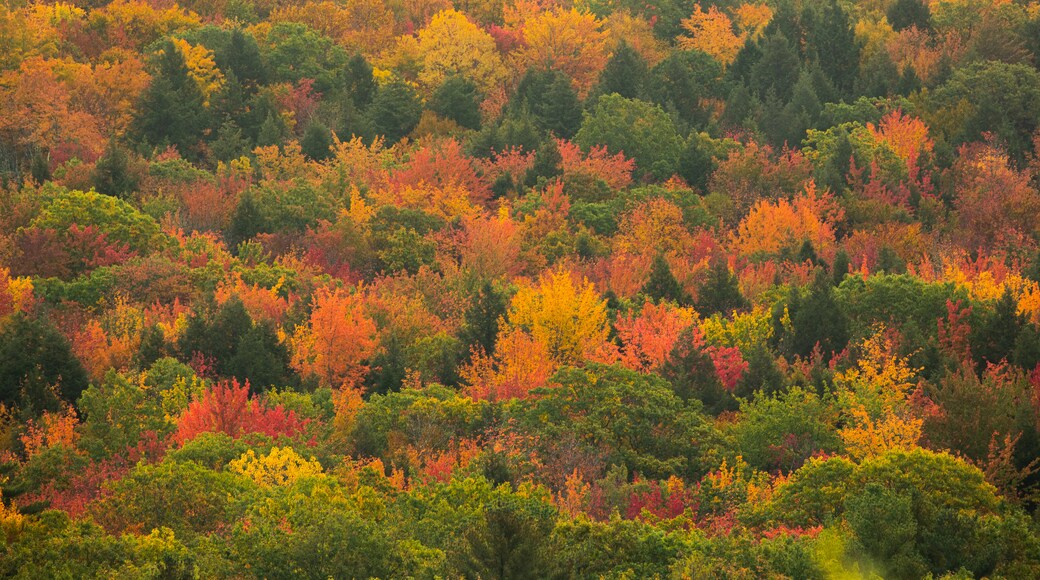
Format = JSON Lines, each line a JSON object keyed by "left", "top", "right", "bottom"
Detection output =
{"left": 513, "top": 364, "right": 718, "bottom": 479}
{"left": 135, "top": 41, "right": 210, "bottom": 158}
{"left": 928, "top": 61, "right": 1040, "bottom": 163}
{"left": 369, "top": 80, "right": 422, "bottom": 143}
{"left": 31, "top": 186, "right": 165, "bottom": 254}
{"left": 0, "top": 314, "right": 89, "bottom": 415}
{"left": 575, "top": 94, "right": 684, "bottom": 180}
{"left": 729, "top": 387, "right": 841, "bottom": 472}
{"left": 429, "top": 76, "right": 482, "bottom": 131}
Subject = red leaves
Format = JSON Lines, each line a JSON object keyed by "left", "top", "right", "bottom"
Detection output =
{"left": 174, "top": 379, "right": 307, "bottom": 445}
{"left": 706, "top": 345, "right": 748, "bottom": 392}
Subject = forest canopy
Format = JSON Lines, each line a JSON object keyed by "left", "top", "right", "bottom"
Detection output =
{"left": 4, "top": 0, "right": 1040, "bottom": 576}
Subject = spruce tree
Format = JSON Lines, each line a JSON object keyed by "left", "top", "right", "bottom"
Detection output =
{"left": 643, "top": 254, "right": 690, "bottom": 304}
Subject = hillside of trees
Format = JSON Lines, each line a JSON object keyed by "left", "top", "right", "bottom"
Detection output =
{"left": 4, "top": 0, "right": 1040, "bottom": 576}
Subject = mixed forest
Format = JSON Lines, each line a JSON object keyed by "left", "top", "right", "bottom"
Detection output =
{"left": 4, "top": 0, "right": 1040, "bottom": 576}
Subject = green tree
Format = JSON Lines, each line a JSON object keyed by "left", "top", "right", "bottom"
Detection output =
{"left": 515, "top": 363, "right": 718, "bottom": 479}
{"left": 135, "top": 40, "right": 210, "bottom": 158}
{"left": 429, "top": 76, "right": 482, "bottom": 131}
{"left": 642, "top": 254, "right": 689, "bottom": 305}
{"left": 695, "top": 261, "right": 749, "bottom": 317}
{"left": 92, "top": 139, "right": 137, "bottom": 199}
{"left": 575, "top": 94, "right": 684, "bottom": 180}
{"left": 0, "top": 314, "right": 89, "bottom": 415}
{"left": 597, "top": 41, "right": 648, "bottom": 99}
{"left": 369, "top": 80, "right": 422, "bottom": 143}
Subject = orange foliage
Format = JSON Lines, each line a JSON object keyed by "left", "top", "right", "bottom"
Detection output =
{"left": 459, "top": 209, "right": 522, "bottom": 279}
{"left": 174, "top": 379, "right": 306, "bottom": 445}
{"left": 558, "top": 139, "right": 635, "bottom": 190}
{"left": 731, "top": 182, "right": 843, "bottom": 262}
{"left": 214, "top": 275, "right": 295, "bottom": 325}
{"left": 462, "top": 327, "right": 556, "bottom": 400}
{"left": 867, "top": 110, "right": 934, "bottom": 172}
{"left": 389, "top": 138, "right": 491, "bottom": 205}
{"left": 19, "top": 407, "right": 79, "bottom": 459}
{"left": 291, "top": 287, "right": 379, "bottom": 389}
{"left": 950, "top": 140, "right": 1040, "bottom": 255}
{"left": 615, "top": 302, "right": 697, "bottom": 372}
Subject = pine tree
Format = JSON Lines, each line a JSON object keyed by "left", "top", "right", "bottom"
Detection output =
{"left": 696, "top": 261, "right": 749, "bottom": 316}
{"left": 93, "top": 138, "right": 137, "bottom": 199}
{"left": 368, "top": 80, "right": 422, "bottom": 143}
{"left": 135, "top": 41, "right": 210, "bottom": 157}
{"left": 460, "top": 282, "right": 508, "bottom": 356}
{"left": 0, "top": 314, "right": 89, "bottom": 415}
{"left": 429, "top": 76, "right": 482, "bottom": 130}
{"left": 643, "top": 254, "right": 690, "bottom": 305}
{"left": 597, "top": 41, "right": 648, "bottom": 99}
{"left": 525, "top": 136, "right": 562, "bottom": 186}
{"left": 300, "top": 121, "right": 333, "bottom": 161}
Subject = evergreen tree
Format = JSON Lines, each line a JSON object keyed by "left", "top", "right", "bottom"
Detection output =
{"left": 809, "top": 0, "right": 860, "bottom": 98}
{"left": 696, "top": 261, "right": 749, "bottom": 317}
{"left": 525, "top": 136, "right": 562, "bottom": 186}
{"left": 368, "top": 80, "right": 422, "bottom": 143}
{"left": 227, "top": 190, "right": 268, "bottom": 250}
{"left": 678, "top": 133, "right": 715, "bottom": 192}
{"left": 93, "top": 138, "right": 137, "bottom": 199}
{"left": 774, "top": 269, "right": 849, "bottom": 360}
{"left": 343, "top": 53, "right": 377, "bottom": 109}
{"left": 256, "top": 111, "right": 288, "bottom": 147}
{"left": 218, "top": 29, "right": 266, "bottom": 88}
{"left": 660, "top": 328, "right": 735, "bottom": 414}
{"left": 210, "top": 121, "right": 250, "bottom": 163}
{"left": 460, "top": 282, "right": 508, "bottom": 356}
{"left": 642, "top": 254, "right": 690, "bottom": 304}
{"left": 887, "top": 0, "right": 931, "bottom": 33}
{"left": 135, "top": 41, "right": 210, "bottom": 157}
{"left": 226, "top": 323, "right": 291, "bottom": 391}
{"left": 300, "top": 121, "right": 333, "bottom": 161}
{"left": 750, "top": 33, "right": 801, "bottom": 101}
{"left": 971, "top": 289, "right": 1022, "bottom": 370}
{"left": 832, "top": 249, "right": 850, "bottom": 285}
{"left": 429, "top": 76, "right": 482, "bottom": 130}
{"left": 0, "top": 314, "right": 89, "bottom": 415}
{"left": 597, "top": 41, "right": 648, "bottom": 99}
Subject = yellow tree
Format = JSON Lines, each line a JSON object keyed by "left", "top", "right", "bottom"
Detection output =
{"left": 516, "top": 8, "right": 609, "bottom": 98}
{"left": 507, "top": 267, "right": 609, "bottom": 365}
{"left": 291, "top": 287, "right": 379, "bottom": 388}
{"left": 733, "top": 3, "right": 773, "bottom": 41}
{"left": 679, "top": 5, "right": 745, "bottom": 67}
{"left": 834, "top": 326, "right": 923, "bottom": 460}
{"left": 417, "top": 9, "right": 508, "bottom": 94}
{"left": 169, "top": 38, "right": 224, "bottom": 106}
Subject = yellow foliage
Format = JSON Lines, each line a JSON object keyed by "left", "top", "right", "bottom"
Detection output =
{"left": 19, "top": 407, "right": 79, "bottom": 459}
{"left": 230, "top": 447, "right": 324, "bottom": 487}
{"left": 517, "top": 8, "right": 610, "bottom": 98}
{"left": 834, "top": 326, "right": 920, "bottom": 433}
{"left": 371, "top": 183, "right": 479, "bottom": 221}
{"left": 840, "top": 405, "right": 922, "bottom": 461}
{"left": 0, "top": 491, "right": 25, "bottom": 544}
{"left": 604, "top": 10, "right": 668, "bottom": 67}
{"left": 332, "top": 385, "right": 365, "bottom": 447}
{"left": 169, "top": 39, "right": 224, "bottom": 106}
{"left": 699, "top": 306, "right": 774, "bottom": 353}
{"left": 733, "top": 3, "right": 773, "bottom": 41}
{"left": 417, "top": 9, "right": 508, "bottom": 93}
{"left": 678, "top": 6, "right": 744, "bottom": 67}
{"left": 508, "top": 267, "right": 609, "bottom": 365}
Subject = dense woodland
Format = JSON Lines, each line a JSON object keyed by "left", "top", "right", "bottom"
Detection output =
{"left": 3, "top": 0, "right": 1040, "bottom": 576}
